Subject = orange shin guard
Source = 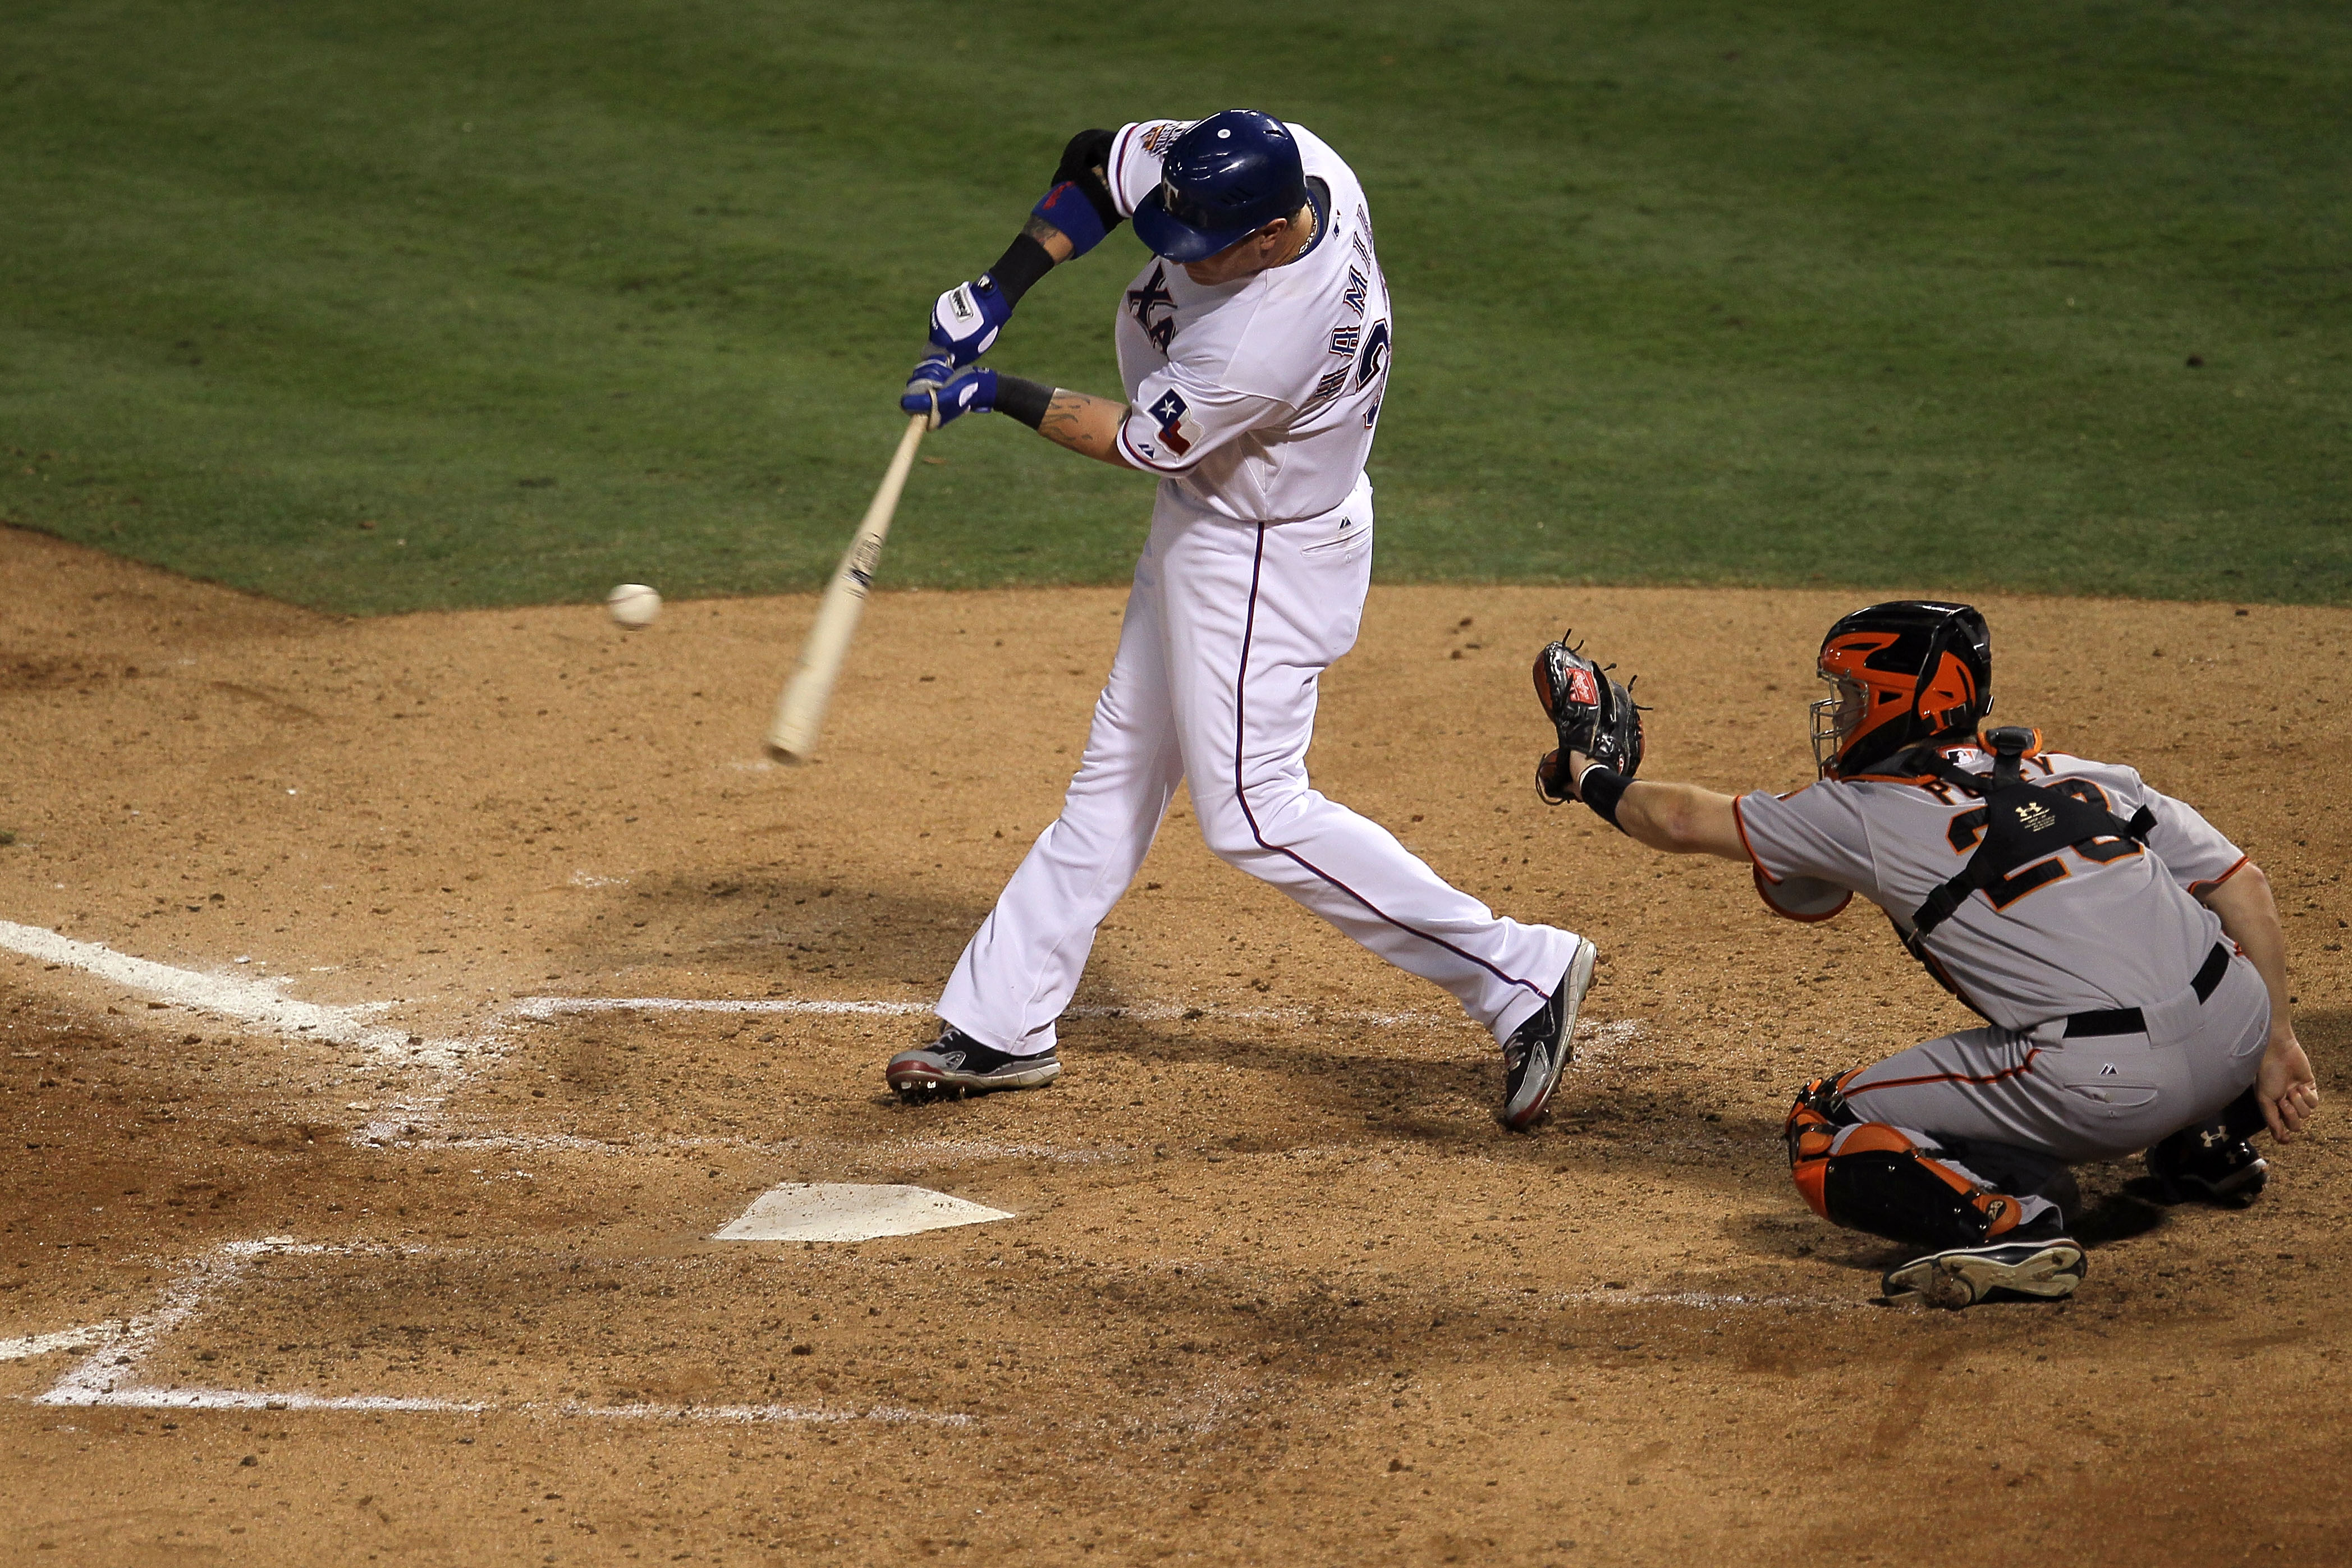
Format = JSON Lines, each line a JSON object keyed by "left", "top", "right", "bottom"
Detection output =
{"left": 1786, "top": 1116, "right": 2024, "bottom": 1250}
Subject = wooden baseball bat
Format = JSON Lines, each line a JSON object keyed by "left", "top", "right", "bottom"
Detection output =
{"left": 764, "top": 412, "right": 929, "bottom": 763}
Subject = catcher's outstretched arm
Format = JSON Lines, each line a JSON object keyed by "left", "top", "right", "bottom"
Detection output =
{"left": 1561, "top": 749, "right": 1746, "bottom": 861}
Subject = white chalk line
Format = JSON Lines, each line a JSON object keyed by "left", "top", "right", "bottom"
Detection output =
{"left": 1, "top": 919, "right": 1648, "bottom": 1154}
{"left": 352, "top": 1127, "right": 1139, "bottom": 1162}
{"left": 42, "top": 1385, "right": 968, "bottom": 1426}
{"left": 512, "top": 994, "right": 1511, "bottom": 1033}
{"left": 1551, "top": 1289, "right": 1862, "bottom": 1311}
{"left": 0, "top": 1325, "right": 118, "bottom": 1361}
{"left": 2, "top": 921, "right": 1580, "bottom": 1056}
{"left": 0, "top": 920, "right": 466, "bottom": 1067}
{"left": 24, "top": 1236, "right": 971, "bottom": 1428}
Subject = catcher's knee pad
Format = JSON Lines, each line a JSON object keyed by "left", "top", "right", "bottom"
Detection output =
{"left": 1782, "top": 1070, "right": 1864, "bottom": 1166}
{"left": 1789, "top": 1121, "right": 2029, "bottom": 1253}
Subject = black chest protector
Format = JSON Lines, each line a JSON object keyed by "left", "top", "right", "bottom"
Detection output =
{"left": 1898, "top": 726, "right": 2157, "bottom": 949}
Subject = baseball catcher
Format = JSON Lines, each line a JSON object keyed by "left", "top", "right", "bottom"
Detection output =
{"left": 1531, "top": 602, "right": 2320, "bottom": 1306}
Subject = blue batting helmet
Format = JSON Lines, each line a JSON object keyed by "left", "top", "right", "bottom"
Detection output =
{"left": 1132, "top": 110, "right": 1309, "bottom": 263}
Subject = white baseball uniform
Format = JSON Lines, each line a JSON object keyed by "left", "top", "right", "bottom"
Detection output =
{"left": 938, "top": 118, "right": 1579, "bottom": 1053}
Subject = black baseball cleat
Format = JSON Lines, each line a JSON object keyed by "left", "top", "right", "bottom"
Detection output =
{"left": 1882, "top": 1237, "right": 2087, "bottom": 1309}
{"left": 1497, "top": 937, "right": 1597, "bottom": 1132}
{"left": 2144, "top": 1120, "right": 2269, "bottom": 1208}
{"left": 885, "top": 1028, "right": 1061, "bottom": 1102}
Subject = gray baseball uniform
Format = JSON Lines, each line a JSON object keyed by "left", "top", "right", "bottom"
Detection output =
{"left": 1736, "top": 742, "right": 2268, "bottom": 1177}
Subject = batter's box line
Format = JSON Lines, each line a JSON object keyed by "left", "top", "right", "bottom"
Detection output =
{"left": 0, "top": 918, "right": 1640, "bottom": 1067}
{"left": 21, "top": 1236, "right": 971, "bottom": 1429}
{"left": 0, "top": 920, "right": 471, "bottom": 1069}
{"left": 1545, "top": 1287, "right": 1864, "bottom": 1311}
{"left": 507, "top": 994, "right": 1531, "bottom": 1034}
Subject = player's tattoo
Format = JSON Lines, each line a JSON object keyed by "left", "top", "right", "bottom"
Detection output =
{"left": 1038, "top": 391, "right": 1131, "bottom": 468}
{"left": 1023, "top": 209, "right": 1081, "bottom": 265}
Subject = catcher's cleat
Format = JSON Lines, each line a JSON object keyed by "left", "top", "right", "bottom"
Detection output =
{"left": 1882, "top": 1237, "right": 2086, "bottom": 1309}
{"left": 1498, "top": 937, "right": 1597, "bottom": 1132}
{"left": 885, "top": 1029, "right": 1061, "bottom": 1102}
{"left": 2145, "top": 1121, "right": 2269, "bottom": 1208}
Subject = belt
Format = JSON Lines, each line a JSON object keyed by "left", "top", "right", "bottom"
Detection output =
{"left": 2063, "top": 943, "right": 2231, "bottom": 1039}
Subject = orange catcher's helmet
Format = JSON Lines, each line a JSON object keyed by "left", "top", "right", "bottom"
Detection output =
{"left": 1812, "top": 602, "right": 1992, "bottom": 778}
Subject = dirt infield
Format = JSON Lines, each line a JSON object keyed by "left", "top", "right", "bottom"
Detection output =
{"left": 3, "top": 522, "right": 2347, "bottom": 1565}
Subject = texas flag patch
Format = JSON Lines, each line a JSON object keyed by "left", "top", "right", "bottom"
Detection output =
{"left": 1148, "top": 389, "right": 1203, "bottom": 457}
{"left": 1566, "top": 667, "right": 1599, "bottom": 707}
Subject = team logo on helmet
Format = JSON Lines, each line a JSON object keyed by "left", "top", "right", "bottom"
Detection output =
{"left": 1131, "top": 109, "right": 1309, "bottom": 263}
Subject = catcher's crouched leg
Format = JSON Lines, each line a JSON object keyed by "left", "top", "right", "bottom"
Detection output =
{"left": 1784, "top": 1074, "right": 2071, "bottom": 1249}
{"left": 1784, "top": 1074, "right": 2083, "bottom": 1307}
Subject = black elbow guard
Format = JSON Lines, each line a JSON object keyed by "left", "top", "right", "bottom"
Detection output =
{"left": 1053, "top": 128, "right": 1122, "bottom": 231}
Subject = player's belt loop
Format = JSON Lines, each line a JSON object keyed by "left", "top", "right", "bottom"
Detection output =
{"left": 2060, "top": 943, "right": 2230, "bottom": 1039}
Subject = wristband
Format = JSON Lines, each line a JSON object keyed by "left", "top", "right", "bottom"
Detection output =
{"left": 1030, "top": 180, "right": 1111, "bottom": 258}
{"left": 1577, "top": 765, "right": 1631, "bottom": 829}
{"left": 993, "top": 374, "right": 1054, "bottom": 430}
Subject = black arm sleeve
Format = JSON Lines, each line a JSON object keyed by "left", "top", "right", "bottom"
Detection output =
{"left": 987, "top": 234, "right": 1056, "bottom": 305}
{"left": 993, "top": 374, "right": 1054, "bottom": 430}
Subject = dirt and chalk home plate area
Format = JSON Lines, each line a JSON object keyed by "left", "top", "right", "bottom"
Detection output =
{"left": 1, "top": 525, "right": 2346, "bottom": 1564}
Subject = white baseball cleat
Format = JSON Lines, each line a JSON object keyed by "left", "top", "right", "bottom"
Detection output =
{"left": 886, "top": 1029, "right": 1061, "bottom": 1102}
{"left": 1882, "top": 1237, "right": 2087, "bottom": 1308}
{"left": 1497, "top": 937, "right": 1596, "bottom": 1132}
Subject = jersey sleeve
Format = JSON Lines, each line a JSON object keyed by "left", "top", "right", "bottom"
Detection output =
{"left": 1734, "top": 783, "right": 1868, "bottom": 922}
{"left": 2138, "top": 785, "right": 2249, "bottom": 892}
{"left": 1115, "top": 361, "right": 1283, "bottom": 475}
{"left": 1107, "top": 120, "right": 1192, "bottom": 218}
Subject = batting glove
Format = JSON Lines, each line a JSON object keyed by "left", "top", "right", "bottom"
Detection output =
{"left": 901, "top": 356, "right": 997, "bottom": 430}
{"left": 927, "top": 274, "right": 1012, "bottom": 368}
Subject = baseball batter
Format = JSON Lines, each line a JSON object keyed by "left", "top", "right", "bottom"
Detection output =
{"left": 885, "top": 110, "right": 1592, "bottom": 1128}
{"left": 1529, "top": 602, "right": 2320, "bottom": 1305}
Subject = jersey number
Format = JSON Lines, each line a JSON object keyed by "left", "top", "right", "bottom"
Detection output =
{"left": 1942, "top": 779, "right": 2145, "bottom": 910}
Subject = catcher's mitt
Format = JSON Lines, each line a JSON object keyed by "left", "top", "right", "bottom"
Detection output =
{"left": 1532, "top": 632, "right": 1644, "bottom": 805}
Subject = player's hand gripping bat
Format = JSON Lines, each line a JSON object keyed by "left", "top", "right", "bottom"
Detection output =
{"left": 763, "top": 413, "right": 928, "bottom": 763}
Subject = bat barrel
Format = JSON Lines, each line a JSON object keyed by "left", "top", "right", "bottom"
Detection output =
{"left": 764, "top": 414, "right": 929, "bottom": 762}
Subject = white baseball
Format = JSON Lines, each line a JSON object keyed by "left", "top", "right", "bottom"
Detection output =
{"left": 606, "top": 583, "right": 661, "bottom": 629}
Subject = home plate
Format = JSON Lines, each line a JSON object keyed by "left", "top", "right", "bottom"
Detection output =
{"left": 712, "top": 1182, "right": 1014, "bottom": 1243}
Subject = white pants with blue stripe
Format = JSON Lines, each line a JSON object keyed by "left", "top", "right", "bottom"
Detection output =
{"left": 938, "top": 477, "right": 1578, "bottom": 1055}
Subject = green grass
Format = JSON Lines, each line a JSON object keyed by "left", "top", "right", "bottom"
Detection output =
{"left": 2, "top": 1, "right": 2346, "bottom": 611}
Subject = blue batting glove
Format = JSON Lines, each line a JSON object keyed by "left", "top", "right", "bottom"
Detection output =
{"left": 901, "top": 357, "right": 997, "bottom": 430}
{"left": 926, "top": 275, "right": 1012, "bottom": 368}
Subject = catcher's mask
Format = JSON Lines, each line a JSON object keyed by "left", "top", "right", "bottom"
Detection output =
{"left": 1812, "top": 601, "right": 1992, "bottom": 778}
